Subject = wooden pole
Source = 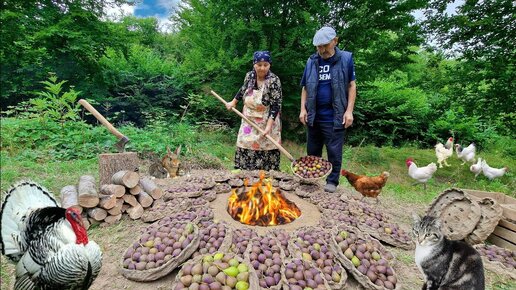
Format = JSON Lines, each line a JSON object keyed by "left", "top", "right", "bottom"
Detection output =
{"left": 210, "top": 90, "right": 295, "bottom": 162}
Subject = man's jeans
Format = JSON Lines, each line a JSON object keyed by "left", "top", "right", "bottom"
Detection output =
{"left": 307, "top": 122, "right": 345, "bottom": 186}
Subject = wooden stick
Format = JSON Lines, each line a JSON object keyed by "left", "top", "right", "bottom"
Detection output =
{"left": 210, "top": 90, "right": 295, "bottom": 162}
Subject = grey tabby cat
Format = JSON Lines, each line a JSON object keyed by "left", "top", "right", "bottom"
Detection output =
{"left": 412, "top": 214, "right": 485, "bottom": 290}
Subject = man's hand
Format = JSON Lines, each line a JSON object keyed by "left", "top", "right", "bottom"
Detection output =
{"left": 299, "top": 109, "right": 308, "bottom": 125}
{"left": 343, "top": 111, "right": 354, "bottom": 128}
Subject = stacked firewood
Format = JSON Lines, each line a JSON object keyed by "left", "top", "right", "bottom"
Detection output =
{"left": 60, "top": 171, "right": 163, "bottom": 229}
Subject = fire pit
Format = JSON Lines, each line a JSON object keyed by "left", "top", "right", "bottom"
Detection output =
{"left": 227, "top": 173, "right": 301, "bottom": 226}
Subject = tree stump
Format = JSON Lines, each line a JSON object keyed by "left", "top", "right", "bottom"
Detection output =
{"left": 112, "top": 170, "right": 139, "bottom": 188}
{"left": 60, "top": 185, "right": 83, "bottom": 214}
{"left": 99, "top": 152, "right": 139, "bottom": 186}
{"left": 78, "top": 175, "right": 99, "bottom": 208}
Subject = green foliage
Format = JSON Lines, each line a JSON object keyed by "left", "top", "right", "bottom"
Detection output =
{"left": 352, "top": 71, "right": 431, "bottom": 146}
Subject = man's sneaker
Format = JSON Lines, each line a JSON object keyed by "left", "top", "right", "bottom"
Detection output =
{"left": 324, "top": 183, "right": 337, "bottom": 193}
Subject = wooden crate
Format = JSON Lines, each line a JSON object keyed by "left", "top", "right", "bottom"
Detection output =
{"left": 464, "top": 189, "right": 516, "bottom": 250}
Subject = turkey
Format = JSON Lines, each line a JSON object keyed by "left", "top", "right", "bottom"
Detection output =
{"left": 0, "top": 180, "right": 102, "bottom": 290}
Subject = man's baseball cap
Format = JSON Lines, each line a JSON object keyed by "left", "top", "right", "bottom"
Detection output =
{"left": 313, "top": 26, "right": 337, "bottom": 46}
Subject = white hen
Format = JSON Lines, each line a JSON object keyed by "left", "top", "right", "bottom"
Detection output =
{"left": 435, "top": 137, "right": 454, "bottom": 168}
{"left": 406, "top": 158, "right": 438, "bottom": 190}
{"left": 455, "top": 143, "right": 476, "bottom": 165}
{"left": 470, "top": 158, "right": 483, "bottom": 179}
{"left": 481, "top": 159, "right": 509, "bottom": 180}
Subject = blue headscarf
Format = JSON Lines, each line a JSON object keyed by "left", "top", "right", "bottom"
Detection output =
{"left": 253, "top": 51, "right": 271, "bottom": 64}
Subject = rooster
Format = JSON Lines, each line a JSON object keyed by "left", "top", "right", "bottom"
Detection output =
{"left": 435, "top": 137, "right": 454, "bottom": 168}
{"left": 470, "top": 158, "right": 483, "bottom": 179}
{"left": 481, "top": 159, "right": 509, "bottom": 180}
{"left": 341, "top": 170, "right": 389, "bottom": 203}
{"left": 406, "top": 158, "right": 438, "bottom": 190}
{"left": 455, "top": 143, "right": 476, "bottom": 165}
{"left": 0, "top": 181, "right": 102, "bottom": 290}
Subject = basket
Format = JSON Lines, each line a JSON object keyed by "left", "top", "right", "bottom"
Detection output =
{"left": 290, "top": 161, "right": 332, "bottom": 184}
{"left": 426, "top": 188, "right": 482, "bottom": 241}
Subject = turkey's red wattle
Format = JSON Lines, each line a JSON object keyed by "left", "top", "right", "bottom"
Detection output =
{"left": 65, "top": 208, "right": 89, "bottom": 245}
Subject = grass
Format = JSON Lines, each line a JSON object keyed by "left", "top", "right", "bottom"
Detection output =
{"left": 0, "top": 127, "right": 514, "bottom": 288}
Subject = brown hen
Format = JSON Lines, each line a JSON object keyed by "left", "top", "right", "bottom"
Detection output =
{"left": 341, "top": 170, "right": 390, "bottom": 203}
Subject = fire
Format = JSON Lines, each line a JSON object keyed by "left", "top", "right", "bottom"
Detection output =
{"left": 227, "top": 172, "right": 301, "bottom": 226}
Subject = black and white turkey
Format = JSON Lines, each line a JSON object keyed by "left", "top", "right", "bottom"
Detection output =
{"left": 0, "top": 180, "right": 102, "bottom": 290}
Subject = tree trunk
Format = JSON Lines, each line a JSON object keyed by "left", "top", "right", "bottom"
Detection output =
{"left": 126, "top": 204, "right": 144, "bottom": 220}
{"left": 137, "top": 191, "right": 154, "bottom": 208}
{"left": 87, "top": 207, "right": 108, "bottom": 221}
{"left": 60, "top": 185, "right": 82, "bottom": 214}
{"left": 100, "top": 184, "right": 125, "bottom": 198}
{"left": 99, "top": 194, "right": 117, "bottom": 210}
{"left": 78, "top": 175, "right": 99, "bottom": 208}
{"left": 140, "top": 177, "right": 164, "bottom": 199}
{"left": 112, "top": 170, "right": 140, "bottom": 188}
{"left": 99, "top": 152, "right": 139, "bottom": 186}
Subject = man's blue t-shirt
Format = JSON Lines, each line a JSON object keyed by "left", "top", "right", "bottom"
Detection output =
{"left": 301, "top": 54, "right": 356, "bottom": 123}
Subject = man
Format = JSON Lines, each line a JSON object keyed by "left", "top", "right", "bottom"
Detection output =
{"left": 299, "top": 26, "right": 356, "bottom": 193}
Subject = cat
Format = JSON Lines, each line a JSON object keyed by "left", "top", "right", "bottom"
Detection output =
{"left": 412, "top": 214, "right": 485, "bottom": 290}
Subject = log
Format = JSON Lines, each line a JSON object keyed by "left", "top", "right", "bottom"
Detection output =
{"left": 88, "top": 217, "right": 102, "bottom": 227}
{"left": 129, "top": 184, "right": 142, "bottom": 195}
{"left": 140, "top": 177, "right": 164, "bottom": 199}
{"left": 98, "top": 194, "right": 117, "bottom": 210}
{"left": 104, "top": 213, "right": 122, "bottom": 225}
{"left": 78, "top": 175, "right": 99, "bottom": 208}
{"left": 60, "top": 185, "right": 82, "bottom": 214}
{"left": 99, "top": 152, "right": 139, "bottom": 186}
{"left": 121, "top": 204, "right": 130, "bottom": 213}
{"left": 137, "top": 191, "right": 154, "bottom": 208}
{"left": 122, "top": 194, "right": 139, "bottom": 207}
{"left": 100, "top": 184, "right": 125, "bottom": 198}
{"left": 126, "top": 204, "right": 144, "bottom": 220}
{"left": 108, "top": 199, "right": 124, "bottom": 215}
{"left": 82, "top": 217, "right": 91, "bottom": 230}
{"left": 87, "top": 207, "right": 108, "bottom": 221}
{"left": 112, "top": 170, "right": 140, "bottom": 188}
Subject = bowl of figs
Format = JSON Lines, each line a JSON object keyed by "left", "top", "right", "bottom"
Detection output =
{"left": 172, "top": 252, "right": 259, "bottom": 290}
{"left": 120, "top": 221, "right": 200, "bottom": 282}
{"left": 291, "top": 156, "right": 332, "bottom": 182}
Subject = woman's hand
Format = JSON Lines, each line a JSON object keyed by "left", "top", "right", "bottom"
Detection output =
{"left": 225, "top": 99, "right": 237, "bottom": 110}
{"left": 261, "top": 118, "right": 274, "bottom": 137}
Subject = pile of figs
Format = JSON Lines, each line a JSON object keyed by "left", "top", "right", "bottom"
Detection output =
{"left": 122, "top": 222, "right": 196, "bottom": 271}
{"left": 283, "top": 258, "right": 330, "bottom": 290}
{"left": 173, "top": 252, "right": 255, "bottom": 290}
{"left": 141, "top": 198, "right": 191, "bottom": 223}
{"left": 333, "top": 227, "right": 397, "bottom": 289}
{"left": 245, "top": 237, "right": 283, "bottom": 288}
{"left": 192, "top": 222, "right": 229, "bottom": 258}
{"left": 475, "top": 244, "right": 515, "bottom": 269}
{"left": 290, "top": 228, "right": 346, "bottom": 288}
{"left": 291, "top": 156, "right": 332, "bottom": 179}
{"left": 165, "top": 183, "right": 204, "bottom": 198}
{"left": 230, "top": 228, "right": 258, "bottom": 255}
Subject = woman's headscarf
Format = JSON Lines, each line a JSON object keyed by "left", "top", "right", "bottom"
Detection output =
{"left": 246, "top": 51, "right": 272, "bottom": 96}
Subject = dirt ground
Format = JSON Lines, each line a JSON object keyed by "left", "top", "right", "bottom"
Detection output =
{"left": 1, "top": 171, "right": 514, "bottom": 290}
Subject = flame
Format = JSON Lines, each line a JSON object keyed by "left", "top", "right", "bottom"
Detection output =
{"left": 227, "top": 172, "right": 301, "bottom": 226}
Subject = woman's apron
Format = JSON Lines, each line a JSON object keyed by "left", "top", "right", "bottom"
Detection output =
{"left": 236, "top": 85, "right": 281, "bottom": 151}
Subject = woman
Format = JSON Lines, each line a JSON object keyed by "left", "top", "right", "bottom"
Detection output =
{"left": 225, "top": 51, "right": 283, "bottom": 171}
